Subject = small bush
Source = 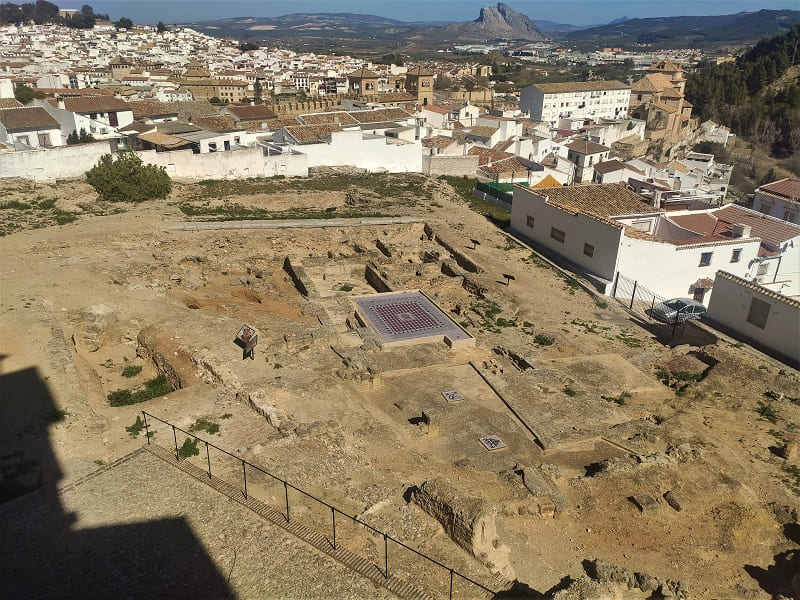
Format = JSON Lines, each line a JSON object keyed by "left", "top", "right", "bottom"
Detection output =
{"left": 756, "top": 400, "right": 779, "bottom": 424}
{"left": 107, "top": 374, "right": 172, "bottom": 406}
{"left": 178, "top": 438, "right": 200, "bottom": 458}
{"left": 338, "top": 283, "right": 354, "bottom": 292}
{"left": 86, "top": 152, "right": 172, "bottom": 203}
{"left": 534, "top": 334, "right": 555, "bottom": 346}
{"left": 189, "top": 418, "right": 220, "bottom": 436}
{"left": 220, "top": 413, "right": 233, "bottom": 420}
{"left": 121, "top": 365, "right": 142, "bottom": 378}
{"left": 563, "top": 386, "right": 577, "bottom": 397}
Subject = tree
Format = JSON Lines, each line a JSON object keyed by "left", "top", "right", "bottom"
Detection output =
{"left": 253, "top": 78, "right": 263, "bottom": 104}
{"left": 115, "top": 16, "right": 133, "bottom": 30}
{"left": 85, "top": 152, "right": 171, "bottom": 203}
{"left": 238, "top": 41, "right": 258, "bottom": 52}
{"left": 156, "top": 21, "right": 167, "bottom": 33}
{"left": 66, "top": 131, "right": 79, "bottom": 145}
{"left": 78, "top": 128, "right": 94, "bottom": 143}
{"left": 209, "top": 96, "right": 223, "bottom": 105}
{"left": 13, "top": 86, "right": 45, "bottom": 104}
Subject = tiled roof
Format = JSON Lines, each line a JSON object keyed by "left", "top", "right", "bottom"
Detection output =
{"left": 226, "top": 104, "right": 277, "bottom": 121}
{"left": 631, "top": 73, "right": 676, "bottom": 94}
{"left": 423, "top": 105, "right": 450, "bottom": 115}
{"left": 0, "top": 98, "right": 23, "bottom": 109}
{"left": 59, "top": 96, "right": 131, "bottom": 113}
{"left": 533, "top": 80, "right": 629, "bottom": 94}
{"left": 156, "top": 121, "right": 202, "bottom": 134}
{"left": 347, "top": 67, "right": 380, "bottom": 79}
{"left": 192, "top": 115, "right": 240, "bottom": 133}
{"left": 593, "top": 159, "right": 625, "bottom": 175}
{"left": 421, "top": 135, "right": 456, "bottom": 149}
{"left": 715, "top": 270, "right": 800, "bottom": 308}
{"left": 651, "top": 57, "right": 682, "bottom": 72}
{"left": 531, "top": 174, "right": 562, "bottom": 188}
{"left": 467, "top": 146, "right": 514, "bottom": 166}
{"left": 667, "top": 213, "right": 719, "bottom": 235}
{"left": 467, "top": 125, "right": 499, "bottom": 139}
{"left": 565, "top": 138, "right": 609, "bottom": 155}
{"left": 299, "top": 112, "right": 358, "bottom": 126}
{"left": 530, "top": 183, "right": 657, "bottom": 219}
{"left": 713, "top": 205, "right": 800, "bottom": 247}
{"left": 758, "top": 178, "right": 800, "bottom": 202}
{"left": 349, "top": 108, "right": 412, "bottom": 123}
{"left": 137, "top": 130, "right": 191, "bottom": 148}
{"left": 0, "top": 106, "right": 59, "bottom": 131}
{"left": 284, "top": 124, "right": 342, "bottom": 144}
{"left": 160, "top": 100, "right": 219, "bottom": 122}
{"left": 262, "top": 116, "right": 302, "bottom": 131}
{"left": 492, "top": 139, "right": 514, "bottom": 152}
{"left": 406, "top": 66, "right": 434, "bottom": 77}
{"left": 126, "top": 100, "right": 178, "bottom": 119}
{"left": 478, "top": 156, "right": 529, "bottom": 175}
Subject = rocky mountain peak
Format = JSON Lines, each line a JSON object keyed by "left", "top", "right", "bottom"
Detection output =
{"left": 471, "top": 3, "right": 546, "bottom": 40}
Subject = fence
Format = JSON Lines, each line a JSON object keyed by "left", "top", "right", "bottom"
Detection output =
{"left": 140, "top": 411, "right": 496, "bottom": 600}
{"left": 610, "top": 273, "right": 686, "bottom": 337}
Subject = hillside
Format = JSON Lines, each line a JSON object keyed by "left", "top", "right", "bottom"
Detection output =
{"left": 562, "top": 9, "right": 800, "bottom": 49}
{"left": 686, "top": 23, "right": 800, "bottom": 160}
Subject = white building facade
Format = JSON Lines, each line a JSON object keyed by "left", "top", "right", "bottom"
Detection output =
{"left": 520, "top": 80, "right": 631, "bottom": 126}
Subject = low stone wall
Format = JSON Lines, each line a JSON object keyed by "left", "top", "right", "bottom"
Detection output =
{"left": 422, "top": 154, "right": 479, "bottom": 177}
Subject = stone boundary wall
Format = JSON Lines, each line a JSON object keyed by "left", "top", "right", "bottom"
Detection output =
{"left": 0, "top": 140, "right": 114, "bottom": 180}
{"left": 422, "top": 155, "right": 479, "bottom": 177}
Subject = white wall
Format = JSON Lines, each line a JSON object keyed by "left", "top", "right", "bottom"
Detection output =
{"left": 520, "top": 85, "right": 630, "bottom": 125}
{"left": 753, "top": 190, "right": 799, "bottom": 224}
{"left": 0, "top": 78, "right": 14, "bottom": 99}
{"left": 510, "top": 186, "right": 623, "bottom": 282}
{"left": 617, "top": 235, "right": 760, "bottom": 303}
{"left": 292, "top": 129, "right": 422, "bottom": 173}
{"left": 137, "top": 146, "right": 308, "bottom": 179}
{"left": 0, "top": 140, "right": 116, "bottom": 180}
{"left": 707, "top": 272, "right": 800, "bottom": 366}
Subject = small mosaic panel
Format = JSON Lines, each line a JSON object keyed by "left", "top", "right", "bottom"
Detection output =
{"left": 441, "top": 390, "right": 464, "bottom": 403}
{"left": 353, "top": 291, "right": 471, "bottom": 343}
{"left": 479, "top": 435, "right": 507, "bottom": 451}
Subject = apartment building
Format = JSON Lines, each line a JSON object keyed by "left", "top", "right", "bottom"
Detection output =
{"left": 519, "top": 80, "right": 630, "bottom": 126}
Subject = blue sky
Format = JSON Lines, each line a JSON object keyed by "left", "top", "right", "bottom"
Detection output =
{"left": 59, "top": 0, "right": 799, "bottom": 26}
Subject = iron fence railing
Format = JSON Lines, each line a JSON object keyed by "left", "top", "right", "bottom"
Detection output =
{"left": 141, "top": 411, "right": 496, "bottom": 600}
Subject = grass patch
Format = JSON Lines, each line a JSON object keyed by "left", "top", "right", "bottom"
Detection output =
{"left": 595, "top": 299, "right": 608, "bottom": 309}
{"left": 616, "top": 332, "right": 645, "bottom": 348}
{"left": 563, "top": 386, "right": 578, "bottom": 397}
{"left": 189, "top": 418, "right": 220, "bottom": 436}
{"left": 274, "top": 363, "right": 283, "bottom": 369}
{"left": 338, "top": 283, "right": 354, "bottom": 292}
{"left": 121, "top": 364, "right": 142, "bottom": 378}
{"left": 0, "top": 200, "right": 32, "bottom": 210}
{"left": 533, "top": 333, "right": 555, "bottom": 346}
{"left": 220, "top": 413, "right": 233, "bottom": 420}
{"left": 107, "top": 374, "right": 173, "bottom": 406}
{"left": 179, "top": 203, "right": 389, "bottom": 222}
{"left": 755, "top": 400, "right": 779, "bottom": 424}
{"left": 94, "top": 459, "right": 105, "bottom": 465}
{"left": 782, "top": 464, "right": 800, "bottom": 495}
{"left": 178, "top": 438, "right": 200, "bottom": 458}
{"left": 602, "top": 391, "right": 632, "bottom": 405}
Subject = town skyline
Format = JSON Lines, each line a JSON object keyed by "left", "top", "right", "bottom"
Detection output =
{"left": 54, "top": 0, "right": 800, "bottom": 26}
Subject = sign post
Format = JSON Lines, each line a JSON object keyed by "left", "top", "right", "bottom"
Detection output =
{"left": 502, "top": 273, "right": 515, "bottom": 287}
{"left": 235, "top": 324, "right": 258, "bottom": 360}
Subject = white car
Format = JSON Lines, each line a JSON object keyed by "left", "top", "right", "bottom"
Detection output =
{"left": 651, "top": 298, "right": 707, "bottom": 323}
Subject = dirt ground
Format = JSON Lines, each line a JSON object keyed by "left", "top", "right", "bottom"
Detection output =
{"left": 0, "top": 172, "right": 798, "bottom": 599}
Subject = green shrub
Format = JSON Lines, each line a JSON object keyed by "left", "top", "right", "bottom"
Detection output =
{"left": 121, "top": 364, "right": 142, "bottom": 378}
{"left": 563, "top": 386, "right": 577, "bottom": 397}
{"left": 534, "top": 334, "right": 554, "bottom": 346}
{"left": 107, "top": 374, "right": 172, "bottom": 406}
{"left": 125, "top": 416, "right": 145, "bottom": 437}
{"left": 86, "top": 152, "right": 171, "bottom": 202}
{"left": 189, "top": 418, "right": 220, "bottom": 436}
{"left": 178, "top": 438, "right": 199, "bottom": 458}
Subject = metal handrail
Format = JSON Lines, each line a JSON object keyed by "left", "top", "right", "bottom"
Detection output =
{"left": 141, "top": 411, "right": 496, "bottom": 599}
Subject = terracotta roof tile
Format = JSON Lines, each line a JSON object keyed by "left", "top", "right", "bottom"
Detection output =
{"left": 0, "top": 106, "right": 59, "bottom": 131}
{"left": 713, "top": 205, "right": 800, "bottom": 247}
{"left": 299, "top": 112, "right": 358, "bottom": 126}
{"left": 565, "top": 138, "right": 609, "bottom": 155}
{"left": 126, "top": 100, "right": 178, "bottom": 119}
{"left": 758, "top": 178, "right": 800, "bottom": 203}
{"left": 284, "top": 124, "right": 342, "bottom": 144}
{"left": 593, "top": 159, "right": 625, "bottom": 175}
{"left": 192, "top": 115, "right": 240, "bottom": 133}
{"left": 226, "top": 104, "right": 278, "bottom": 121}
{"left": 58, "top": 96, "right": 131, "bottom": 113}
{"left": 533, "top": 80, "right": 629, "bottom": 94}
{"left": 525, "top": 183, "right": 657, "bottom": 220}
{"left": 421, "top": 135, "right": 456, "bottom": 149}
{"left": 715, "top": 270, "right": 800, "bottom": 308}
{"left": 467, "top": 125, "right": 499, "bottom": 139}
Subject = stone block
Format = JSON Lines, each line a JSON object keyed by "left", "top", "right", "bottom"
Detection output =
{"left": 629, "top": 494, "right": 659, "bottom": 513}
{"left": 421, "top": 408, "right": 440, "bottom": 435}
{"left": 663, "top": 490, "right": 685, "bottom": 512}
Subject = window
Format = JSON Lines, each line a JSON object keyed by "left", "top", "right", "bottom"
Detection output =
{"left": 783, "top": 209, "right": 797, "bottom": 223}
{"left": 756, "top": 263, "right": 768, "bottom": 276}
{"left": 699, "top": 252, "right": 712, "bottom": 266}
{"left": 526, "top": 215, "right": 535, "bottom": 228}
{"left": 731, "top": 249, "right": 742, "bottom": 263}
{"left": 550, "top": 227, "right": 566, "bottom": 243}
{"left": 631, "top": 220, "right": 651, "bottom": 232}
{"left": 746, "top": 297, "right": 770, "bottom": 329}
{"left": 692, "top": 288, "right": 706, "bottom": 303}
{"left": 583, "top": 243, "right": 594, "bottom": 257}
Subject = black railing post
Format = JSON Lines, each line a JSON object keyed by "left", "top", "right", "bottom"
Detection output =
{"left": 284, "top": 481, "right": 290, "bottom": 522}
{"left": 331, "top": 508, "right": 336, "bottom": 549}
{"left": 142, "top": 412, "right": 150, "bottom": 444}
{"left": 672, "top": 310, "right": 681, "bottom": 338}
{"left": 241, "top": 459, "right": 247, "bottom": 499}
{"left": 384, "top": 534, "right": 389, "bottom": 579}
{"left": 449, "top": 569, "right": 454, "bottom": 600}
{"left": 629, "top": 280, "right": 638, "bottom": 310}
{"left": 172, "top": 425, "right": 179, "bottom": 460}
{"left": 205, "top": 441, "right": 211, "bottom": 478}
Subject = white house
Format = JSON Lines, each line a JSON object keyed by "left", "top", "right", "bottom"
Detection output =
{"left": 510, "top": 183, "right": 762, "bottom": 303}
{"left": 519, "top": 81, "right": 630, "bottom": 126}
{"left": 0, "top": 106, "right": 64, "bottom": 149}
{"left": 752, "top": 178, "right": 799, "bottom": 224}
{"left": 274, "top": 125, "right": 422, "bottom": 173}
{"left": 706, "top": 271, "right": 799, "bottom": 367}
{"left": 564, "top": 138, "right": 610, "bottom": 183}
{"left": 592, "top": 159, "right": 646, "bottom": 184}
{"left": 42, "top": 96, "right": 134, "bottom": 139}
{"left": 668, "top": 204, "right": 800, "bottom": 297}
{"left": 421, "top": 102, "right": 480, "bottom": 130}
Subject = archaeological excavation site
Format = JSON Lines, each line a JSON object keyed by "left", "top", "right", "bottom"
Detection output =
{"left": 0, "top": 174, "right": 798, "bottom": 599}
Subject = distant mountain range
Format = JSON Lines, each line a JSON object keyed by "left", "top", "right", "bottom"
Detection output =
{"left": 563, "top": 9, "right": 800, "bottom": 49}
{"left": 186, "top": 4, "right": 799, "bottom": 49}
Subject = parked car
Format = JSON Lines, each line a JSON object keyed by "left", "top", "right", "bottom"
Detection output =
{"left": 651, "top": 297, "right": 707, "bottom": 323}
